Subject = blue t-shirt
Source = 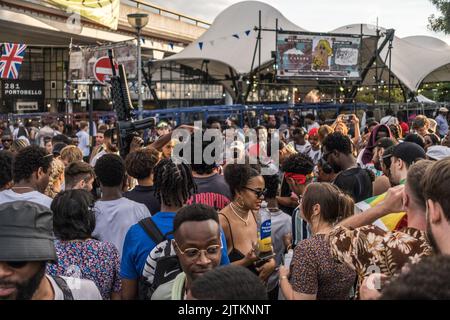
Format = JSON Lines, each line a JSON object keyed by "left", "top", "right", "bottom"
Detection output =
{"left": 120, "top": 211, "right": 230, "bottom": 279}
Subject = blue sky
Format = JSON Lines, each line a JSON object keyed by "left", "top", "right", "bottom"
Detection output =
{"left": 149, "top": 0, "right": 450, "bottom": 43}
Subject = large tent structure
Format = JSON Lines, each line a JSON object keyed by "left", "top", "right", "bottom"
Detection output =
{"left": 151, "top": 1, "right": 450, "bottom": 103}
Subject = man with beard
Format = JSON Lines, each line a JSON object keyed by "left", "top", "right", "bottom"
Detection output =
{"left": 328, "top": 160, "right": 434, "bottom": 299}
{"left": 422, "top": 158, "right": 450, "bottom": 255}
{"left": 0, "top": 146, "right": 53, "bottom": 208}
{"left": 266, "top": 115, "right": 278, "bottom": 130}
{"left": 322, "top": 132, "right": 372, "bottom": 202}
{"left": 383, "top": 142, "right": 426, "bottom": 187}
{"left": 355, "top": 143, "right": 426, "bottom": 232}
{"left": 151, "top": 204, "right": 223, "bottom": 300}
{"left": 0, "top": 201, "right": 102, "bottom": 300}
{"left": 372, "top": 138, "right": 396, "bottom": 196}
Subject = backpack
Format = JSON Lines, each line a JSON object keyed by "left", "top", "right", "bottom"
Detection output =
{"left": 137, "top": 217, "right": 181, "bottom": 300}
{"left": 52, "top": 276, "right": 74, "bottom": 300}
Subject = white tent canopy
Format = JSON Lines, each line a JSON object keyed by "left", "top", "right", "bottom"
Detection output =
{"left": 153, "top": 1, "right": 450, "bottom": 94}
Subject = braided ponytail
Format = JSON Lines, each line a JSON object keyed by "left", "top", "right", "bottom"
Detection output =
{"left": 154, "top": 158, "right": 197, "bottom": 207}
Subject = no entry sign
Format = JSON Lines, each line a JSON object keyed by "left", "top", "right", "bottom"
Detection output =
{"left": 93, "top": 56, "right": 119, "bottom": 85}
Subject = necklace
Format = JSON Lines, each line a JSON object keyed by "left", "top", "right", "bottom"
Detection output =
{"left": 229, "top": 202, "right": 250, "bottom": 226}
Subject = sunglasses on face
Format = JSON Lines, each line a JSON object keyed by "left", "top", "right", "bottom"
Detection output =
{"left": 243, "top": 187, "right": 266, "bottom": 198}
{"left": 1, "top": 139, "right": 12, "bottom": 143}
{"left": 5, "top": 261, "right": 28, "bottom": 269}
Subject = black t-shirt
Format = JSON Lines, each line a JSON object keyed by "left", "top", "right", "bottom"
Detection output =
{"left": 187, "top": 174, "right": 232, "bottom": 211}
{"left": 333, "top": 167, "right": 373, "bottom": 203}
{"left": 124, "top": 185, "right": 161, "bottom": 215}
{"left": 279, "top": 177, "right": 295, "bottom": 216}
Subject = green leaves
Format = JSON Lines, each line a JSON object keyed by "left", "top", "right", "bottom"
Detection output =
{"left": 428, "top": 0, "right": 450, "bottom": 34}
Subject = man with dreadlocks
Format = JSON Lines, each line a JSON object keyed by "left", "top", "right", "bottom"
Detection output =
{"left": 120, "top": 158, "right": 230, "bottom": 300}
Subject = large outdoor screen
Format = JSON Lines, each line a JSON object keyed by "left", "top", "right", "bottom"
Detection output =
{"left": 276, "top": 32, "right": 361, "bottom": 79}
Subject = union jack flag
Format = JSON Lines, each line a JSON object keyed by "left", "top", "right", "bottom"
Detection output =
{"left": 0, "top": 43, "right": 27, "bottom": 79}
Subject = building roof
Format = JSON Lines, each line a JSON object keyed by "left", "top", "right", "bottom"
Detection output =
{"left": 154, "top": 0, "right": 450, "bottom": 92}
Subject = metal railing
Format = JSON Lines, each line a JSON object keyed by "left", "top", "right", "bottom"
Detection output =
{"left": 128, "top": 0, "right": 211, "bottom": 28}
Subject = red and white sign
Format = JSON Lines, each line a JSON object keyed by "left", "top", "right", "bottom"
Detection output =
{"left": 93, "top": 56, "right": 118, "bottom": 85}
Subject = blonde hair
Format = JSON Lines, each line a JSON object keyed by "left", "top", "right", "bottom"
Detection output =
{"left": 332, "top": 121, "right": 349, "bottom": 136}
{"left": 60, "top": 145, "right": 83, "bottom": 164}
{"left": 45, "top": 159, "right": 65, "bottom": 198}
{"left": 318, "top": 125, "right": 334, "bottom": 143}
{"left": 317, "top": 39, "right": 332, "bottom": 56}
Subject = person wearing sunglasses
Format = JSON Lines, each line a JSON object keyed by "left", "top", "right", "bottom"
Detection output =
{"left": 0, "top": 134, "right": 12, "bottom": 151}
{"left": 220, "top": 163, "right": 276, "bottom": 283}
{"left": 151, "top": 204, "right": 223, "bottom": 300}
{"left": 322, "top": 132, "right": 373, "bottom": 203}
{"left": 0, "top": 201, "right": 102, "bottom": 300}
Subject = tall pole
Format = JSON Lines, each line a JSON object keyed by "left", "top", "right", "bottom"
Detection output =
{"left": 137, "top": 27, "right": 143, "bottom": 119}
{"left": 388, "top": 38, "right": 393, "bottom": 109}
{"left": 88, "top": 83, "right": 94, "bottom": 154}
{"left": 258, "top": 10, "right": 261, "bottom": 102}
{"left": 375, "top": 24, "right": 379, "bottom": 106}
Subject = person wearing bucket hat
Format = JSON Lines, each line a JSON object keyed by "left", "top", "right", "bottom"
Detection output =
{"left": 0, "top": 201, "right": 102, "bottom": 300}
{"left": 436, "top": 107, "right": 449, "bottom": 138}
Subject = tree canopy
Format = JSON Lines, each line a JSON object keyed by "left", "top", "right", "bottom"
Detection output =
{"left": 428, "top": 0, "right": 450, "bottom": 34}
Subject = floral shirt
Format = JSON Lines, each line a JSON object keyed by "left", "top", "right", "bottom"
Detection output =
{"left": 46, "top": 239, "right": 122, "bottom": 300}
{"left": 328, "top": 225, "right": 433, "bottom": 296}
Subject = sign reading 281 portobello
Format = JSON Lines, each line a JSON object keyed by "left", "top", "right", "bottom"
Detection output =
{"left": 276, "top": 32, "right": 361, "bottom": 79}
{"left": 0, "top": 80, "right": 44, "bottom": 98}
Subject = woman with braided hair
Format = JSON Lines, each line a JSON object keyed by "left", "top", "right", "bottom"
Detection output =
{"left": 44, "top": 158, "right": 65, "bottom": 199}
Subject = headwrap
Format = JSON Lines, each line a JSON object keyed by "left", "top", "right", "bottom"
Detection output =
{"left": 284, "top": 172, "right": 313, "bottom": 185}
{"left": 308, "top": 127, "right": 319, "bottom": 137}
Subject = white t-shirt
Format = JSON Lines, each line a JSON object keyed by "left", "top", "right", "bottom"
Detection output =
{"left": 77, "top": 130, "right": 90, "bottom": 157}
{"left": 46, "top": 275, "right": 102, "bottom": 300}
{"left": 288, "top": 141, "right": 311, "bottom": 155}
{"left": 93, "top": 197, "right": 151, "bottom": 258}
{"left": 308, "top": 148, "right": 322, "bottom": 165}
{"left": 0, "top": 190, "right": 52, "bottom": 208}
{"left": 90, "top": 150, "right": 106, "bottom": 167}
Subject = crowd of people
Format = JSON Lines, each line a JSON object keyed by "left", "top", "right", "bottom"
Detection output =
{"left": 1, "top": 105, "right": 450, "bottom": 300}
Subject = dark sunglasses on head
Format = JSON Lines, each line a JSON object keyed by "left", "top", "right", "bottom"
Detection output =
{"left": 5, "top": 261, "right": 29, "bottom": 269}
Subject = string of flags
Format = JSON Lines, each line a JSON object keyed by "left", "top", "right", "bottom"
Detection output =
{"left": 197, "top": 29, "right": 253, "bottom": 51}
